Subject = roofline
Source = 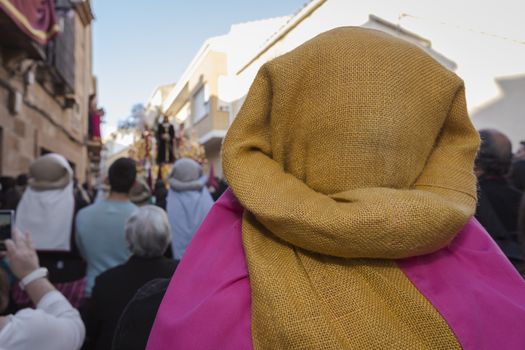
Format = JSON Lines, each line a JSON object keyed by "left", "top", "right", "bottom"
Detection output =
{"left": 160, "top": 15, "right": 299, "bottom": 114}
{"left": 145, "top": 82, "right": 177, "bottom": 106}
{"left": 368, "top": 14, "right": 431, "bottom": 47}
{"left": 73, "top": 0, "right": 95, "bottom": 25}
{"left": 236, "top": 0, "right": 327, "bottom": 75}
{"left": 199, "top": 129, "right": 227, "bottom": 145}
{"left": 495, "top": 73, "right": 525, "bottom": 84}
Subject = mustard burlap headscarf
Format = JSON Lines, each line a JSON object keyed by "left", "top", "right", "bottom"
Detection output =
{"left": 223, "top": 27, "right": 479, "bottom": 350}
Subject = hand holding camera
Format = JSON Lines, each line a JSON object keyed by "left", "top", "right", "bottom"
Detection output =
{"left": 5, "top": 229, "right": 39, "bottom": 280}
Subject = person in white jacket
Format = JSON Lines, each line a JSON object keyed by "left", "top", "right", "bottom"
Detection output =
{"left": 0, "top": 230, "right": 85, "bottom": 349}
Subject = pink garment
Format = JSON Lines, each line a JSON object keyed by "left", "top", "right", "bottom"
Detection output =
{"left": 207, "top": 163, "right": 219, "bottom": 190}
{"left": 398, "top": 218, "right": 525, "bottom": 349}
{"left": 90, "top": 112, "right": 101, "bottom": 139}
{"left": 147, "top": 189, "right": 525, "bottom": 349}
{"left": 146, "top": 189, "right": 252, "bottom": 350}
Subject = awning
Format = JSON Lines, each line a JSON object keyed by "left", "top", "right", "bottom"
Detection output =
{"left": 0, "top": 0, "right": 59, "bottom": 45}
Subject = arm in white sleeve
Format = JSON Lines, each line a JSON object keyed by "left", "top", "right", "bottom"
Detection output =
{"left": 0, "top": 291, "right": 85, "bottom": 350}
{"left": 36, "top": 291, "right": 85, "bottom": 349}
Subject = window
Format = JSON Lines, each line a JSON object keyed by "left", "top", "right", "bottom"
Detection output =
{"left": 46, "top": 11, "right": 75, "bottom": 93}
{"left": 192, "top": 85, "right": 209, "bottom": 123}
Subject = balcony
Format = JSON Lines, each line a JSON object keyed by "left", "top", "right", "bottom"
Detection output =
{"left": 0, "top": 10, "right": 46, "bottom": 60}
{"left": 0, "top": 0, "right": 59, "bottom": 60}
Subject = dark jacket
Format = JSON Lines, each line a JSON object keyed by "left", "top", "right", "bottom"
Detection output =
{"left": 153, "top": 181, "right": 168, "bottom": 210}
{"left": 81, "top": 256, "right": 177, "bottom": 350}
{"left": 112, "top": 278, "right": 170, "bottom": 350}
{"left": 510, "top": 160, "right": 525, "bottom": 191}
{"left": 476, "top": 177, "right": 524, "bottom": 265}
{"left": 477, "top": 177, "right": 523, "bottom": 235}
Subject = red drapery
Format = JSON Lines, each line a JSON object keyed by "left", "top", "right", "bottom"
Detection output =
{"left": 0, "top": 0, "right": 59, "bottom": 45}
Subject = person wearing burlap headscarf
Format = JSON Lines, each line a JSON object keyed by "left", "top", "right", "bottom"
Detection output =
{"left": 147, "top": 27, "right": 485, "bottom": 349}
{"left": 16, "top": 153, "right": 75, "bottom": 251}
{"left": 219, "top": 27, "right": 481, "bottom": 349}
{"left": 129, "top": 177, "right": 153, "bottom": 207}
{"left": 166, "top": 158, "right": 214, "bottom": 260}
{"left": 14, "top": 153, "right": 88, "bottom": 309}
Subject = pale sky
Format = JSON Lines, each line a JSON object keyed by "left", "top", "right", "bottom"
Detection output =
{"left": 92, "top": 0, "right": 304, "bottom": 137}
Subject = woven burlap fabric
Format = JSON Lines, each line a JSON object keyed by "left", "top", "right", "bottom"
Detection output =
{"left": 223, "top": 28, "right": 479, "bottom": 349}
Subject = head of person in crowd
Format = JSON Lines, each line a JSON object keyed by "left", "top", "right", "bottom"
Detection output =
{"left": 475, "top": 129, "right": 513, "bottom": 179}
{"left": 125, "top": 205, "right": 171, "bottom": 258}
{"left": 16, "top": 153, "right": 75, "bottom": 251}
{"left": 129, "top": 177, "right": 152, "bottom": 206}
{"left": 108, "top": 157, "right": 137, "bottom": 196}
{"left": 27, "top": 154, "right": 72, "bottom": 191}
{"left": 168, "top": 158, "right": 207, "bottom": 192}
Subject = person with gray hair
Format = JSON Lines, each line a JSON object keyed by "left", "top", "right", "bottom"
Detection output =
{"left": 125, "top": 205, "right": 171, "bottom": 257}
{"left": 80, "top": 205, "right": 178, "bottom": 350}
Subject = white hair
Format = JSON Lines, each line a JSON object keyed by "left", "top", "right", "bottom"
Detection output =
{"left": 125, "top": 205, "right": 172, "bottom": 257}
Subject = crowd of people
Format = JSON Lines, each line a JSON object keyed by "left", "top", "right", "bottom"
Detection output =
{"left": 0, "top": 154, "right": 222, "bottom": 349}
{"left": 0, "top": 28, "right": 524, "bottom": 350}
{"left": 0, "top": 128, "right": 523, "bottom": 348}
{"left": 475, "top": 131, "right": 525, "bottom": 269}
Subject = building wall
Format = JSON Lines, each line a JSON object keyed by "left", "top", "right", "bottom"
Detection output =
{"left": 187, "top": 51, "right": 228, "bottom": 129}
{"left": 166, "top": 50, "right": 229, "bottom": 176}
{"left": 0, "top": 10, "right": 93, "bottom": 181}
{"left": 189, "top": 52, "right": 229, "bottom": 177}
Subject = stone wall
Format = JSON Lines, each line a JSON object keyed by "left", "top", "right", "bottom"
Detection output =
{"left": 0, "top": 10, "right": 93, "bottom": 182}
